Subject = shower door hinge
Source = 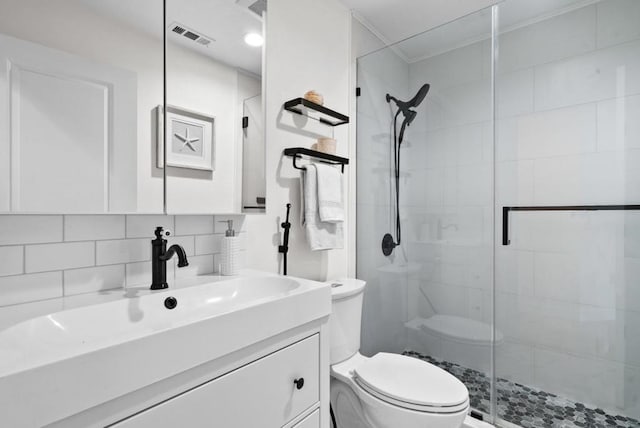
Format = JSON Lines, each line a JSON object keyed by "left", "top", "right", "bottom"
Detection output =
{"left": 356, "top": 87, "right": 361, "bottom": 97}
{"left": 242, "top": 116, "right": 249, "bottom": 129}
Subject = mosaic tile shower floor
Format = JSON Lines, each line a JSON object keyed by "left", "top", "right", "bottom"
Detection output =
{"left": 403, "top": 351, "right": 640, "bottom": 428}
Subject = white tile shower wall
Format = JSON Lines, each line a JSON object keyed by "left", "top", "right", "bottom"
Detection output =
{"left": 494, "top": 0, "right": 640, "bottom": 418}
{"left": 0, "top": 215, "right": 247, "bottom": 306}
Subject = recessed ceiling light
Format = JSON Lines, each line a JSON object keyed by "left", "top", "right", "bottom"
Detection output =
{"left": 244, "top": 33, "right": 263, "bottom": 47}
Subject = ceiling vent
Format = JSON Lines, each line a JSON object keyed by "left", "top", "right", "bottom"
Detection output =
{"left": 169, "top": 22, "right": 214, "bottom": 47}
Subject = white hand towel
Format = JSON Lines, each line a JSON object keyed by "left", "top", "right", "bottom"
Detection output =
{"left": 300, "top": 164, "right": 344, "bottom": 251}
{"left": 315, "top": 163, "right": 344, "bottom": 223}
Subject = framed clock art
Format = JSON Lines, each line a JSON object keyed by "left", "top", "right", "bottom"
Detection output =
{"left": 157, "top": 105, "right": 215, "bottom": 171}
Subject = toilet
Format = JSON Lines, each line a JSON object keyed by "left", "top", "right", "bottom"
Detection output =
{"left": 329, "top": 279, "right": 469, "bottom": 428}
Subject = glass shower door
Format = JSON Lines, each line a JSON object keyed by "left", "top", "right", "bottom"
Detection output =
{"left": 495, "top": 0, "right": 640, "bottom": 426}
{"left": 356, "top": 7, "right": 496, "bottom": 421}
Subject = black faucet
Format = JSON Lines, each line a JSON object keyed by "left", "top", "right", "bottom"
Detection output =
{"left": 150, "top": 226, "right": 189, "bottom": 290}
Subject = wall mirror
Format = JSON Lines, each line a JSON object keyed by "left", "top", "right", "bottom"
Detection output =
{"left": 165, "top": 0, "right": 266, "bottom": 214}
{"left": 0, "top": 0, "right": 165, "bottom": 213}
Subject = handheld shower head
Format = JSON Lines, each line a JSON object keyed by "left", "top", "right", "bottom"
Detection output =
{"left": 382, "top": 84, "right": 430, "bottom": 256}
{"left": 386, "top": 83, "right": 430, "bottom": 129}
{"left": 407, "top": 83, "right": 430, "bottom": 108}
{"left": 386, "top": 83, "right": 430, "bottom": 111}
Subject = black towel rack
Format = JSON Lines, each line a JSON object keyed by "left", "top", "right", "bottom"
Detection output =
{"left": 284, "top": 98, "right": 349, "bottom": 127}
{"left": 502, "top": 204, "right": 640, "bottom": 245}
{"left": 283, "top": 147, "right": 349, "bottom": 173}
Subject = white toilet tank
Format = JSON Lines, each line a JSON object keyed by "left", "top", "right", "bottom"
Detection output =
{"left": 329, "top": 278, "right": 366, "bottom": 364}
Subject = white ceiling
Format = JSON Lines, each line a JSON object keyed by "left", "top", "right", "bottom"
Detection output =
{"left": 81, "top": 0, "right": 263, "bottom": 76}
{"left": 340, "top": 0, "right": 500, "bottom": 46}
{"left": 344, "top": 0, "right": 594, "bottom": 62}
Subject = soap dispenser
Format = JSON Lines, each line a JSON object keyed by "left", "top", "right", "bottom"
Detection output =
{"left": 219, "top": 220, "right": 239, "bottom": 276}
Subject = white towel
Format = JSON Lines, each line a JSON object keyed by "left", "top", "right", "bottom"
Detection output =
{"left": 300, "top": 164, "right": 344, "bottom": 251}
{"left": 315, "top": 163, "right": 344, "bottom": 222}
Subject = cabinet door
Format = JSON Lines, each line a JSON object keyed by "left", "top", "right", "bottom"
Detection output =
{"left": 112, "top": 334, "right": 319, "bottom": 428}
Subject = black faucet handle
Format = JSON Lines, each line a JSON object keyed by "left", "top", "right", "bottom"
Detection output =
{"left": 154, "top": 226, "right": 171, "bottom": 239}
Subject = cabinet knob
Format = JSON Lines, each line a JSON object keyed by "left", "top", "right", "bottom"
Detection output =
{"left": 293, "top": 378, "right": 304, "bottom": 390}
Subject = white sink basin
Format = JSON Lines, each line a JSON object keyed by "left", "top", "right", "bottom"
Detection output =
{"left": 0, "top": 276, "right": 300, "bottom": 377}
{"left": 0, "top": 272, "right": 330, "bottom": 427}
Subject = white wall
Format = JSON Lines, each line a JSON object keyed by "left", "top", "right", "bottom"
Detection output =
{"left": 244, "top": 0, "right": 352, "bottom": 281}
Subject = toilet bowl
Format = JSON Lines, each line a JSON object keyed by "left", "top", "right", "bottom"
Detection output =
{"left": 328, "top": 279, "right": 469, "bottom": 428}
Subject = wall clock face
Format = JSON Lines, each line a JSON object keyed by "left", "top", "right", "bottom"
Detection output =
{"left": 171, "top": 120, "right": 204, "bottom": 157}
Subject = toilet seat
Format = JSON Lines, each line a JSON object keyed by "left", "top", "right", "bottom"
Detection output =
{"left": 352, "top": 353, "right": 469, "bottom": 414}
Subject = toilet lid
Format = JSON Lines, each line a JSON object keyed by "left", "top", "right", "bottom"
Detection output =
{"left": 353, "top": 353, "right": 469, "bottom": 409}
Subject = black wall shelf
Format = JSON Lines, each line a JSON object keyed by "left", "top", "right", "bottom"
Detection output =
{"left": 284, "top": 98, "right": 349, "bottom": 127}
{"left": 283, "top": 147, "right": 349, "bottom": 173}
{"left": 502, "top": 204, "right": 640, "bottom": 245}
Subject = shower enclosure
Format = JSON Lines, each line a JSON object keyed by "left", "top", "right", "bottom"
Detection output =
{"left": 355, "top": 1, "right": 640, "bottom": 426}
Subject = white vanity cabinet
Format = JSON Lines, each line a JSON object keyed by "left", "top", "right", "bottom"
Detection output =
{"left": 113, "top": 334, "right": 320, "bottom": 428}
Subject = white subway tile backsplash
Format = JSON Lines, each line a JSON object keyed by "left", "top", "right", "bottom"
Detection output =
{"left": 167, "top": 235, "right": 195, "bottom": 257}
{"left": 175, "top": 254, "right": 214, "bottom": 279}
{"left": 0, "top": 271, "right": 62, "bottom": 306}
{"left": 126, "top": 260, "right": 174, "bottom": 288}
{"left": 126, "top": 215, "right": 174, "bottom": 238}
{"left": 25, "top": 242, "right": 95, "bottom": 273}
{"left": 0, "top": 246, "right": 23, "bottom": 277}
{"left": 195, "top": 234, "right": 221, "bottom": 255}
{"left": 96, "top": 238, "right": 150, "bottom": 265}
{"left": 64, "top": 265, "right": 125, "bottom": 296}
{"left": 0, "top": 215, "right": 62, "bottom": 245}
{"left": 174, "top": 215, "right": 214, "bottom": 235}
{"left": 0, "top": 215, "right": 245, "bottom": 306}
{"left": 64, "top": 215, "right": 125, "bottom": 241}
